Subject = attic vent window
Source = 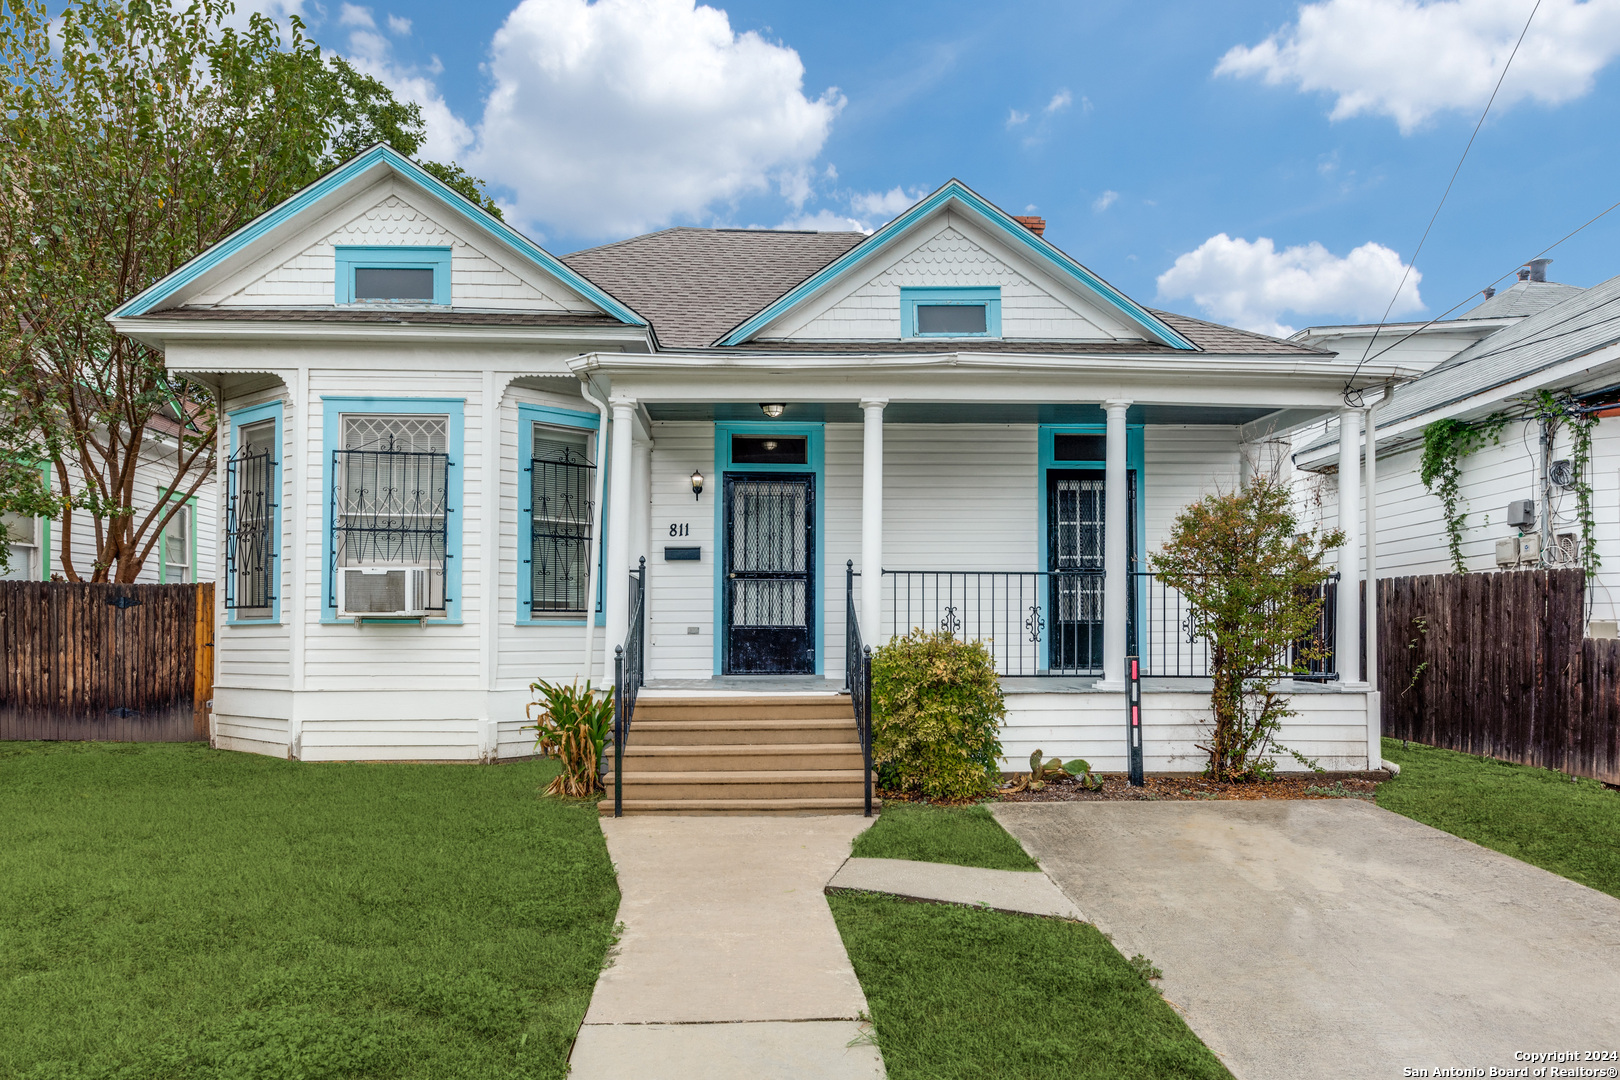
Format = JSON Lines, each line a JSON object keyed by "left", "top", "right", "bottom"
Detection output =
{"left": 334, "top": 245, "right": 451, "bottom": 306}
{"left": 901, "top": 286, "right": 1001, "bottom": 339}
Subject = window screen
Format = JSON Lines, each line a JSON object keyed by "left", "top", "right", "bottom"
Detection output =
{"left": 530, "top": 425, "right": 595, "bottom": 614}
{"left": 732, "top": 435, "right": 808, "bottom": 465}
{"left": 915, "top": 303, "right": 987, "bottom": 335}
{"left": 1, "top": 511, "right": 37, "bottom": 582}
{"left": 353, "top": 266, "right": 435, "bottom": 302}
{"left": 1054, "top": 434, "right": 1107, "bottom": 462}
{"left": 162, "top": 506, "right": 190, "bottom": 583}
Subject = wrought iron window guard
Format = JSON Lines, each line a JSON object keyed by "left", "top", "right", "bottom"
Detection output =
{"left": 225, "top": 444, "right": 276, "bottom": 611}
{"left": 525, "top": 451, "right": 597, "bottom": 615}
{"left": 328, "top": 441, "right": 452, "bottom": 610}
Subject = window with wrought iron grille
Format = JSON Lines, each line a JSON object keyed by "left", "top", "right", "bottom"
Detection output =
{"left": 331, "top": 414, "right": 451, "bottom": 614}
{"left": 528, "top": 424, "right": 595, "bottom": 615}
{"left": 226, "top": 419, "right": 277, "bottom": 615}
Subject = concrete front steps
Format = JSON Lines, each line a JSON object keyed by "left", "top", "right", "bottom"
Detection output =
{"left": 601, "top": 694, "right": 871, "bottom": 815}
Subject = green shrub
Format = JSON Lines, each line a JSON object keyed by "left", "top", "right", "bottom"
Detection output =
{"left": 871, "top": 631, "right": 1005, "bottom": 799}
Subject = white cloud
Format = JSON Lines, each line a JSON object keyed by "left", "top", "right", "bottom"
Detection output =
{"left": 850, "top": 186, "right": 921, "bottom": 220}
{"left": 1006, "top": 108, "right": 1030, "bottom": 127}
{"left": 386, "top": 13, "right": 412, "bottom": 34}
{"left": 1155, "top": 233, "right": 1423, "bottom": 337}
{"left": 1045, "top": 88, "right": 1072, "bottom": 113}
{"left": 773, "top": 209, "right": 874, "bottom": 234}
{"left": 340, "top": 15, "right": 473, "bottom": 162}
{"left": 1092, "top": 189, "right": 1119, "bottom": 212}
{"left": 467, "top": 0, "right": 842, "bottom": 236}
{"left": 1217, "top": 0, "right": 1620, "bottom": 133}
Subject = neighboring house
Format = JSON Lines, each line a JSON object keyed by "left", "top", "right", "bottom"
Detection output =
{"left": 1, "top": 420, "right": 217, "bottom": 586}
{"left": 109, "top": 144, "right": 1406, "bottom": 776}
{"left": 1292, "top": 265, "right": 1620, "bottom": 631}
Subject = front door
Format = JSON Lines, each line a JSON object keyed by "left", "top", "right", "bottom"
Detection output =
{"left": 725, "top": 473, "right": 815, "bottom": 674}
{"left": 1047, "top": 470, "right": 1105, "bottom": 671}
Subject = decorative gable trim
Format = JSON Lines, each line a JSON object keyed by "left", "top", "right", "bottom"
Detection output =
{"left": 716, "top": 179, "right": 1196, "bottom": 350}
{"left": 109, "top": 145, "right": 646, "bottom": 326}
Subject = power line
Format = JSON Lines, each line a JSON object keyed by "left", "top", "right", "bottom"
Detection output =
{"left": 1344, "top": 0, "right": 1543, "bottom": 400}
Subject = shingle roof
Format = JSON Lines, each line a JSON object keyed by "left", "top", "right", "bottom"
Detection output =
{"left": 561, "top": 227, "right": 867, "bottom": 348}
{"left": 1300, "top": 272, "right": 1620, "bottom": 457}
{"left": 560, "top": 226, "right": 1328, "bottom": 356}
{"left": 1454, "top": 279, "right": 1586, "bottom": 319}
{"left": 140, "top": 307, "right": 626, "bottom": 328}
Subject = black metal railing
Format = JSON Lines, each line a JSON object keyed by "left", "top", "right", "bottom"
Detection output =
{"left": 329, "top": 444, "right": 451, "bottom": 610}
{"left": 612, "top": 557, "right": 646, "bottom": 818}
{"left": 880, "top": 570, "right": 1108, "bottom": 676}
{"left": 225, "top": 444, "right": 276, "bottom": 612}
{"left": 845, "top": 562, "right": 872, "bottom": 817}
{"left": 1130, "top": 571, "right": 1338, "bottom": 679}
{"left": 527, "top": 452, "right": 596, "bottom": 615}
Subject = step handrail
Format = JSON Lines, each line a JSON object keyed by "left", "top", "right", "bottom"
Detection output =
{"left": 845, "top": 561, "right": 873, "bottom": 817}
{"left": 612, "top": 558, "right": 647, "bottom": 818}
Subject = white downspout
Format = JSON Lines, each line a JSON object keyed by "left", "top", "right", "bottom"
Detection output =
{"left": 1365, "top": 398, "right": 1381, "bottom": 769}
{"left": 579, "top": 373, "right": 611, "bottom": 683}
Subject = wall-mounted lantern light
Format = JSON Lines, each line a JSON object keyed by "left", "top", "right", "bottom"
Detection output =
{"left": 760, "top": 403, "right": 786, "bottom": 419}
{"left": 690, "top": 469, "right": 704, "bottom": 500}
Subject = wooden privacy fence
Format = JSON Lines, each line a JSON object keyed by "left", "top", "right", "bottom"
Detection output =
{"left": 1380, "top": 568, "right": 1620, "bottom": 785}
{"left": 0, "top": 582, "right": 214, "bottom": 742}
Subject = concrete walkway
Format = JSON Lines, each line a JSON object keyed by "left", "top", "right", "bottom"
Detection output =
{"left": 568, "top": 815, "right": 885, "bottom": 1080}
{"left": 993, "top": 800, "right": 1620, "bottom": 1080}
{"left": 827, "top": 856, "right": 1086, "bottom": 920}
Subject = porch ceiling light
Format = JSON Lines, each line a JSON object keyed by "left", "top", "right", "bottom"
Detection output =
{"left": 760, "top": 403, "right": 786, "bottom": 419}
{"left": 690, "top": 469, "right": 704, "bottom": 501}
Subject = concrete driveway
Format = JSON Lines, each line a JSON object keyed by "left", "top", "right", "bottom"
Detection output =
{"left": 993, "top": 800, "right": 1620, "bottom": 1080}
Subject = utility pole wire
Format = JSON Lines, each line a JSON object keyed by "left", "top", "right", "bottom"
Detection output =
{"left": 1344, "top": 0, "right": 1543, "bottom": 399}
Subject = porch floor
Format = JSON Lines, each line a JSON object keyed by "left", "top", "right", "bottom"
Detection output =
{"left": 641, "top": 676, "right": 1345, "bottom": 695}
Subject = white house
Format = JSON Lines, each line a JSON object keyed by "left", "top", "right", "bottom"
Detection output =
{"left": 109, "top": 145, "right": 1406, "bottom": 802}
{"left": 1292, "top": 264, "right": 1620, "bottom": 633}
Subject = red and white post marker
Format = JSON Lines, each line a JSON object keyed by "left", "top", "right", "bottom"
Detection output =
{"left": 1126, "top": 655, "right": 1144, "bottom": 787}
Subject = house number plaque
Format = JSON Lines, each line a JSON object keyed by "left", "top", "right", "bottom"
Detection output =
{"left": 668, "top": 523, "right": 690, "bottom": 537}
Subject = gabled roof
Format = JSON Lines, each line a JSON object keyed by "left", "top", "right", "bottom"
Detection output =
{"left": 1454, "top": 279, "right": 1586, "bottom": 320}
{"left": 712, "top": 179, "right": 1198, "bottom": 350}
{"left": 109, "top": 145, "right": 645, "bottom": 326}
{"left": 1300, "top": 272, "right": 1620, "bottom": 458}
{"left": 562, "top": 228, "right": 864, "bottom": 348}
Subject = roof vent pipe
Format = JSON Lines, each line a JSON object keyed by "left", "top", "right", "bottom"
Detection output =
{"left": 1482, "top": 286, "right": 1496, "bottom": 300}
{"left": 1518, "top": 268, "right": 1531, "bottom": 281}
{"left": 1528, "top": 258, "right": 1552, "bottom": 283}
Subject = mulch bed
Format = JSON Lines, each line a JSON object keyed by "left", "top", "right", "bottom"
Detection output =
{"left": 882, "top": 773, "right": 1382, "bottom": 805}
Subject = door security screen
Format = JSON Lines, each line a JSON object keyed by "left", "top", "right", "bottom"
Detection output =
{"left": 1048, "top": 470, "right": 1105, "bottom": 671}
{"left": 725, "top": 474, "right": 815, "bottom": 674}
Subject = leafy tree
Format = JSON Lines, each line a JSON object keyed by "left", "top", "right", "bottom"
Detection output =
{"left": 0, "top": 0, "right": 499, "bottom": 581}
{"left": 1150, "top": 479, "right": 1344, "bottom": 781}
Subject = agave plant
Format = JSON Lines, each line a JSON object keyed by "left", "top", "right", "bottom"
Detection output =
{"left": 525, "top": 679, "right": 616, "bottom": 798}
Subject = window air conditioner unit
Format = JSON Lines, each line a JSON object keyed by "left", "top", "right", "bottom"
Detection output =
{"left": 338, "top": 565, "right": 431, "bottom": 618}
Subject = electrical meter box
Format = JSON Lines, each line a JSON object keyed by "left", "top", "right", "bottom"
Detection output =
{"left": 1496, "top": 536, "right": 1520, "bottom": 567}
{"left": 1519, "top": 533, "right": 1542, "bottom": 563}
{"left": 1506, "top": 499, "right": 1536, "bottom": 528}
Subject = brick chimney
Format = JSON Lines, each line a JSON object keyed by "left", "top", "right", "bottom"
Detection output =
{"left": 1012, "top": 215, "right": 1046, "bottom": 237}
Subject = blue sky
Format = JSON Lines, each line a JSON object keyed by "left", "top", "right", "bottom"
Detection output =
{"left": 275, "top": 0, "right": 1620, "bottom": 336}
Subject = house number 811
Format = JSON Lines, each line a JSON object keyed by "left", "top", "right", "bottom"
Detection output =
{"left": 669, "top": 523, "right": 690, "bottom": 537}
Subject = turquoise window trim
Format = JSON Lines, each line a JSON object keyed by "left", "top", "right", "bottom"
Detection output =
{"left": 718, "top": 179, "right": 1196, "bottom": 349}
{"left": 226, "top": 400, "right": 284, "bottom": 624}
{"left": 711, "top": 422, "right": 826, "bottom": 677}
{"left": 111, "top": 145, "right": 645, "bottom": 326}
{"left": 900, "top": 286, "right": 1002, "bottom": 338}
{"left": 334, "top": 245, "right": 451, "bottom": 306}
{"left": 1035, "top": 424, "right": 1146, "bottom": 669}
{"left": 517, "top": 402, "right": 605, "bottom": 627}
{"left": 320, "top": 396, "right": 465, "bottom": 625}
{"left": 154, "top": 488, "right": 199, "bottom": 585}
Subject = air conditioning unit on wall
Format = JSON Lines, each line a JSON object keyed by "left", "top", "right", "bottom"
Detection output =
{"left": 338, "top": 565, "right": 432, "bottom": 618}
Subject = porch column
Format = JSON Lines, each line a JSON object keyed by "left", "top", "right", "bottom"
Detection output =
{"left": 605, "top": 395, "right": 637, "bottom": 678}
{"left": 631, "top": 435, "right": 653, "bottom": 566}
{"left": 1099, "top": 400, "right": 1130, "bottom": 690}
{"left": 860, "top": 399, "right": 886, "bottom": 644}
{"left": 1337, "top": 406, "right": 1363, "bottom": 686}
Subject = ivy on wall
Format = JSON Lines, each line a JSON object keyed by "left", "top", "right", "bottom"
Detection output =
{"left": 1419, "top": 414, "right": 1508, "bottom": 574}
{"left": 1532, "top": 390, "right": 1600, "bottom": 575}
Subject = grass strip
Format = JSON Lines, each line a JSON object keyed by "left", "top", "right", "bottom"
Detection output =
{"left": 852, "top": 803, "right": 1039, "bottom": 871}
{"left": 1378, "top": 737, "right": 1620, "bottom": 900}
{"left": 0, "top": 741, "right": 619, "bottom": 1080}
{"left": 829, "top": 892, "right": 1230, "bottom": 1080}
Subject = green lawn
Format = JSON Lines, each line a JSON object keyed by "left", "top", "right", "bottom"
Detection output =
{"left": 1378, "top": 738, "right": 1620, "bottom": 899}
{"left": 0, "top": 741, "right": 619, "bottom": 1080}
{"left": 852, "top": 803, "right": 1039, "bottom": 871}
{"left": 829, "top": 892, "right": 1231, "bottom": 1080}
